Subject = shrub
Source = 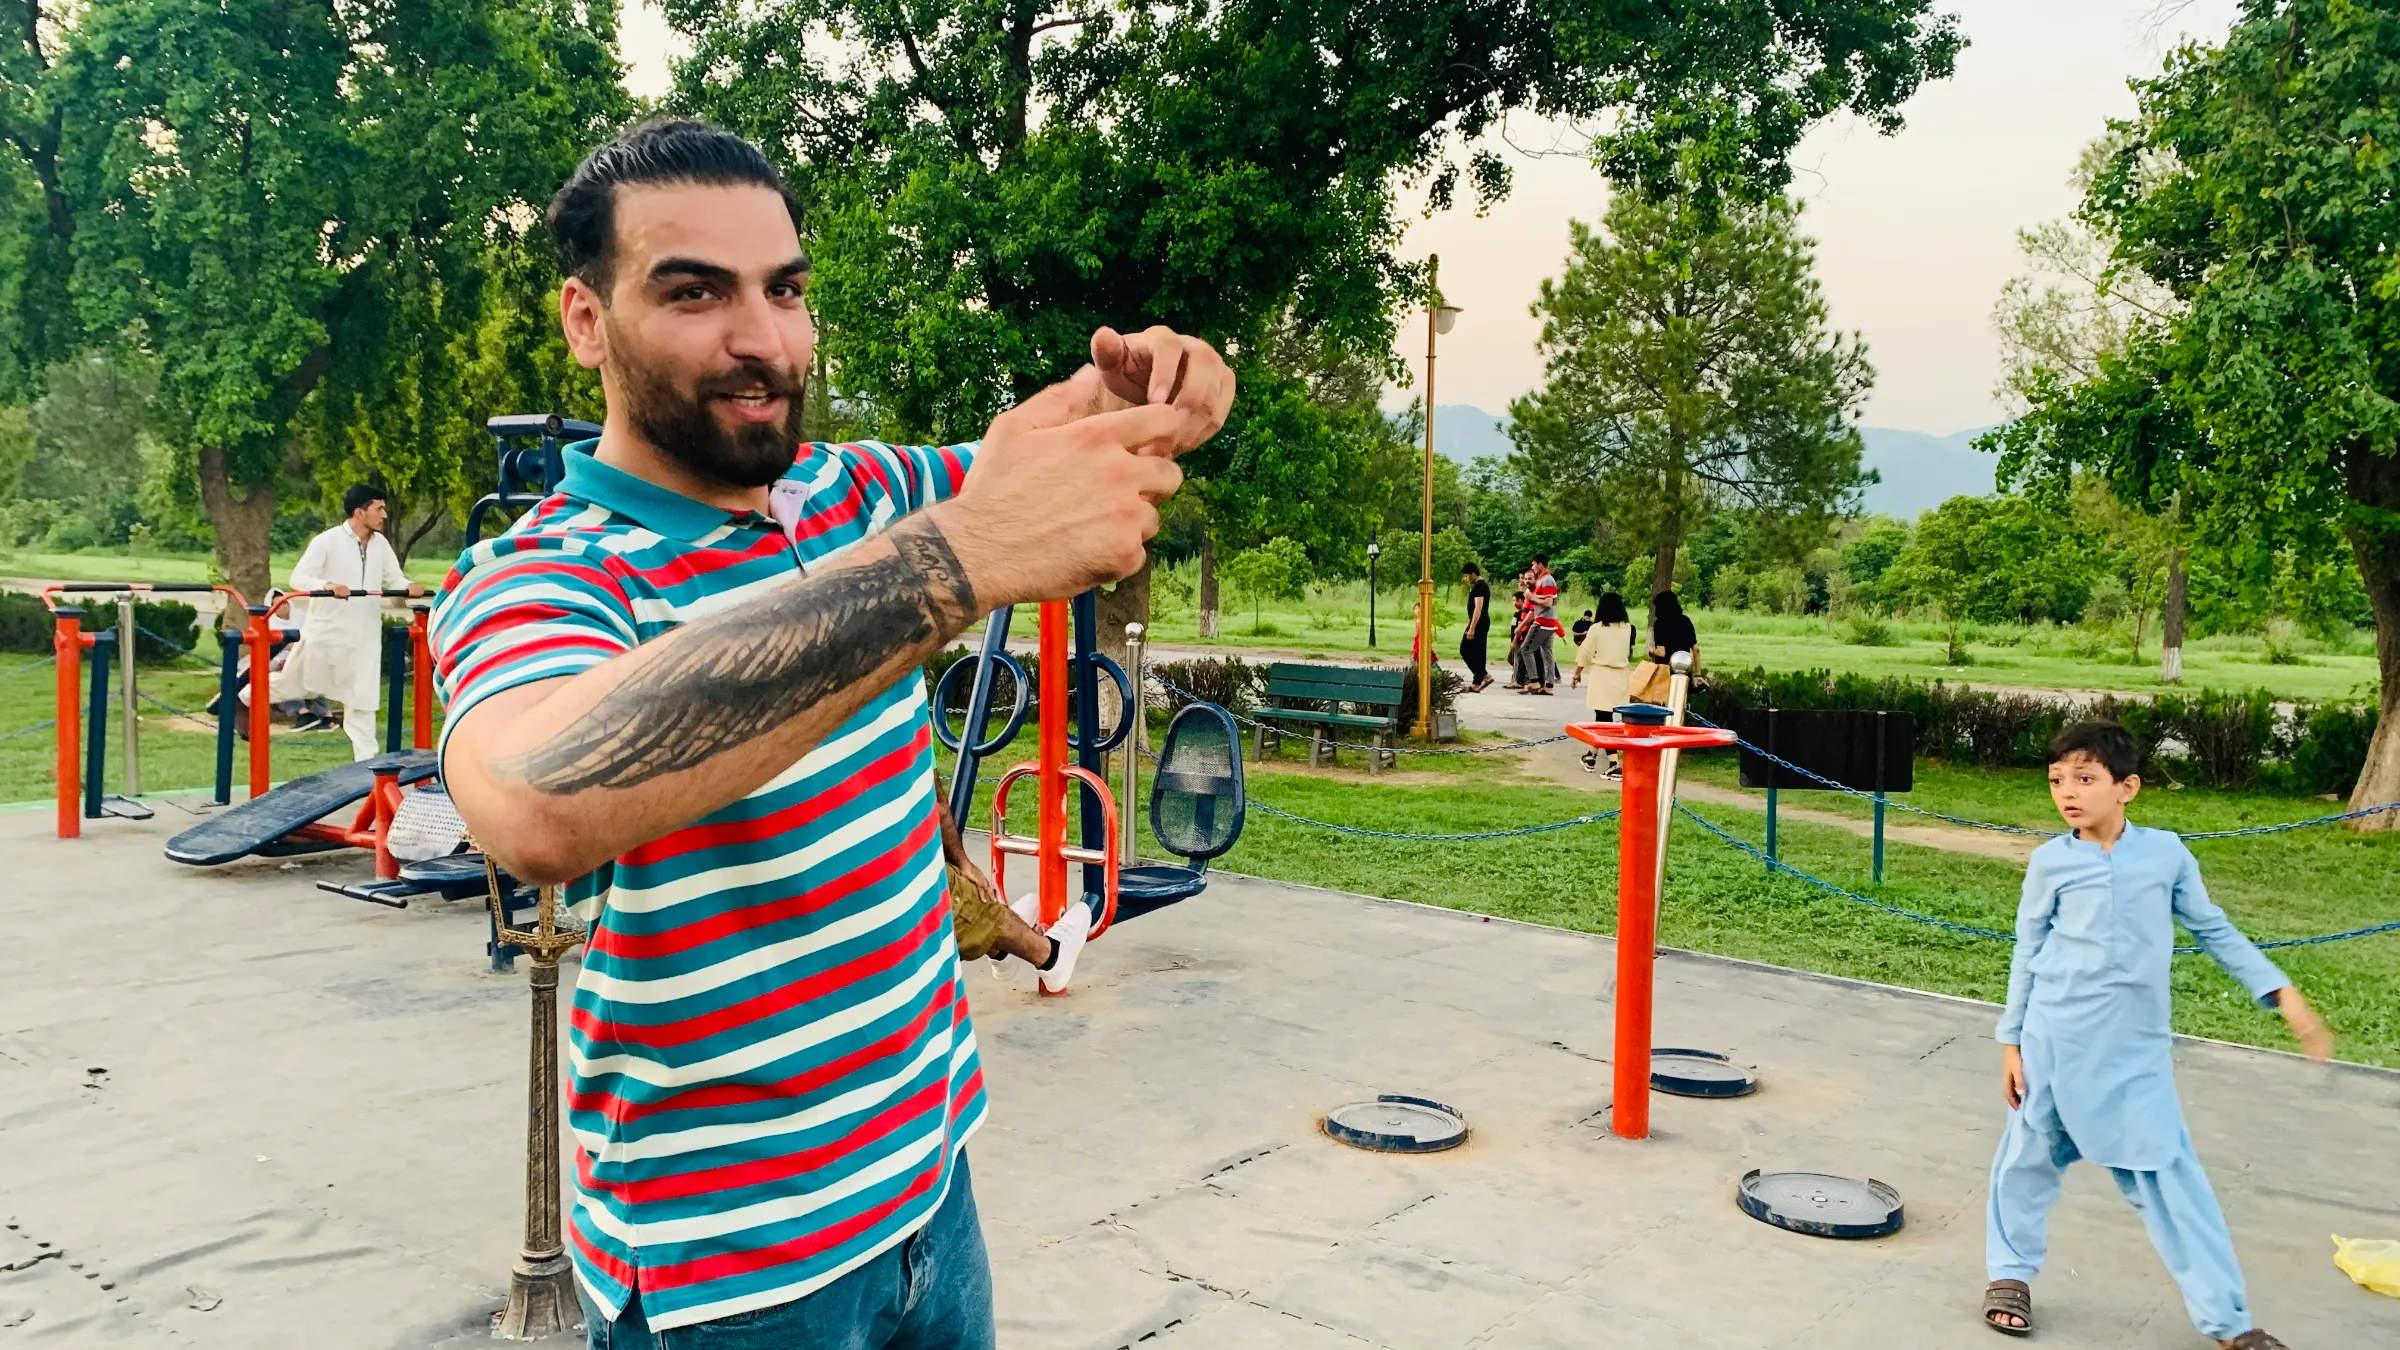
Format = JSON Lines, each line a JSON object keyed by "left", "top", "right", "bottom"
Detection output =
{"left": 0, "top": 591, "right": 196, "bottom": 664}
{"left": 1150, "top": 656, "right": 1263, "bottom": 715}
{"left": 2284, "top": 701, "right": 2378, "bottom": 797}
{"left": 1397, "top": 662, "right": 1463, "bottom": 720}
{"left": 1842, "top": 614, "right": 1895, "bottom": 647}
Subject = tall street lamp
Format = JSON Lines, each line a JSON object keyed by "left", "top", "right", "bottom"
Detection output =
{"left": 1366, "top": 537, "right": 1381, "bottom": 647}
{"left": 1414, "top": 255, "right": 1463, "bottom": 740}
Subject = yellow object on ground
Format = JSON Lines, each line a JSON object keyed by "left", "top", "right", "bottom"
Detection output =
{"left": 2333, "top": 1236, "right": 2400, "bottom": 1297}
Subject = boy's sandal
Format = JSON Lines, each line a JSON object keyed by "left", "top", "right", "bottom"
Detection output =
{"left": 2228, "top": 1333, "right": 2289, "bottom": 1350}
{"left": 1981, "top": 1280, "right": 2032, "bottom": 1336}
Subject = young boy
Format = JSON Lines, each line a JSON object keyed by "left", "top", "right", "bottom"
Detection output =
{"left": 1981, "top": 722, "right": 2331, "bottom": 1345}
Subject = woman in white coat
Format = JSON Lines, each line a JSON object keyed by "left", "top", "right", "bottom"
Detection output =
{"left": 1570, "top": 591, "right": 1636, "bottom": 779}
{"left": 286, "top": 485, "right": 423, "bottom": 760}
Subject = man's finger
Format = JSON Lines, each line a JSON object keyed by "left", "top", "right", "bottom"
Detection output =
{"left": 1142, "top": 327, "right": 1187, "bottom": 406}
{"left": 996, "top": 366, "right": 1106, "bottom": 437}
{"left": 1062, "top": 402, "right": 1185, "bottom": 455}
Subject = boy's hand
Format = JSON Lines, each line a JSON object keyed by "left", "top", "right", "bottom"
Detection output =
{"left": 2000, "top": 1044, "right": 2026, "bottom": 1110}
{"left": 2278, "top": 987, "right": 2333, "bottom": 1062}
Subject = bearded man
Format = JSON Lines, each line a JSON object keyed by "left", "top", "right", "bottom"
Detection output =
{"left": 429, "top": 118, "right": 1233, "bottom": 1348}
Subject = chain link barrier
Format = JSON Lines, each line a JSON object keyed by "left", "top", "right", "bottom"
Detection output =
{"left": 1143, "top": 671, "right": 1572, "bottom": 756}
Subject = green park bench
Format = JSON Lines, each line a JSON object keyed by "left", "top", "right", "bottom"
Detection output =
{"left": 1253, "top": 662, "right": 1407, "bottom": 773}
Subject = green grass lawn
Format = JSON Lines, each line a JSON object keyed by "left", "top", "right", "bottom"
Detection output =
{"left": 0, "top": 640, "right": 432, "bottom": 806}
{"left": 949, "top": 734, "right": 2395, "bottom": 1068}
{"left": 1133, "top": 595, "right": 2381, "bottom": 700}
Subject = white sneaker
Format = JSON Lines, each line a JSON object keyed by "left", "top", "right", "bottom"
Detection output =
{"left": 1038, "top": 900, "right": 1094, "bottom": 994}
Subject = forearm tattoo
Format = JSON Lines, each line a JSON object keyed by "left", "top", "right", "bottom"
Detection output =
{"left": 499, "top": 518, "right": 978, "bottom": 793}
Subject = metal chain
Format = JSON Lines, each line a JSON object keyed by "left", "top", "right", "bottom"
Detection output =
{"left": 0, "top": 718, "right": 55, "bottom": 743}
{"left": 1686, "top": 710, "right": 2400, "bottom": 842}
{"left": 1676, "top": 804, "right": 2400, "bottom": 953}
{"left": 1247, "top": 797, "right": 1619, "bottom": 841}
{"left": 2, "top": 653, "right": 56, "bottom": 681}
{"left": 1144, "top": 671, "right": 1571, "bottom": 755}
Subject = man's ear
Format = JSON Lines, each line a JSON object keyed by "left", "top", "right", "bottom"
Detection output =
{"left": 560, "top": 276, "right": 610, "bottom": 370}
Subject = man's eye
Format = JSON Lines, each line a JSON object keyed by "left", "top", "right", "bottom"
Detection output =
{"left": 672, "top": 286, "right": 714, "bottom": 303}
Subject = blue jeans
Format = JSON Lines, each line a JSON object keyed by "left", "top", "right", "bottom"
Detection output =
{"left": 580, "top": 1153, "right": 995, "bottom": 1350}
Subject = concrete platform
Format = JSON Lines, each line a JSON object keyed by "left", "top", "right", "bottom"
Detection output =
{"left": 2, "top": 805, "right": 2394, "bottom": 1349}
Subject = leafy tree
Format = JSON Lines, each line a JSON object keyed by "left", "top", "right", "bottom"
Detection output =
{"left": 0, "top": 0, "right": 626, "bottom": 598}
{"left": 1221, "top": 535, "right": 1311, "bottom": 632}
{"left": 669, "top": 0, "right": 1957, "bottom": 427}
{"left": 1509, "top": 191, "right": 1874, "bottom": 599}
{"left": 2013, "top": 1, "right": 2400, "bottom": 819}
{"left": 1460, "top": 456, "right": 1586, "bottom": 583}
{"left": 1838, "top": 517, "right": 1910, "bottom": 610}
{"left": 1885, "top": 495, "right": 2097, "bottom": 663}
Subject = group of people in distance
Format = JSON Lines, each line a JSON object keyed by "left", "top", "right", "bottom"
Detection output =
{"left": 391, "top": 117, "right": 2331, "bottom": 1350}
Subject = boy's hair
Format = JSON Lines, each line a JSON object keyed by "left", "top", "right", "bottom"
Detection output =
{"left": 2047, "top": 721, "right": 2141, "bottom": 780}
{"left": 342, "top": 484, "right": 385, "bottom": 517}
{"left": 1461, "top": 562, "right": 1480, "bottom": 576}
{"left": 546, "top": 118, "right": 803, "bottom": 299}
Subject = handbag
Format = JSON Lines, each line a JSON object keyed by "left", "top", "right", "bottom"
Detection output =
{"left": 1628, "top": 660, "right": 1670, "bottom": 704}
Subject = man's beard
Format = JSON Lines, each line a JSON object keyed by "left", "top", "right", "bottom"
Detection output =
{"left": 616, "top": 341, "right": 808, "bottom": 490}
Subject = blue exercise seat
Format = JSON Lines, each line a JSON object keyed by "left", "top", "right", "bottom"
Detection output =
{"left": 1115, "top": 702, "right": 1246, "bottom": 920}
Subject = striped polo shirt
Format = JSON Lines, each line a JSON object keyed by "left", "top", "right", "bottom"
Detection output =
{"left": 429, "top": 439, "right": 985, "bottom": 1330}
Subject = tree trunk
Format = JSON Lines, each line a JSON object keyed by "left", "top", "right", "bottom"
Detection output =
{"left": 2160, "top": 547, "right": 2187, "bottom": 683}
{"left": 1197, "top": 530, "right": 1220, "bottom": 639}
{"left": 1648, "top": 504, "right": 1683, "bottom": 600}
{"left": 196, "top": 445, "right": 277, "bottom": 605}
{"left": 2342, "top": 445, "right": 2400, "bottom": 827}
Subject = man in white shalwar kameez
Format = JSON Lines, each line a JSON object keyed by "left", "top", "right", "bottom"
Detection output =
{"left": 284, "top": 485, "right": 423, "bottom": 759}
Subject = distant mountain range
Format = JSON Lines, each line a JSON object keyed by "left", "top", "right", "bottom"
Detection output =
{"left": 1424, "top": 404, "right": 1996, "bottom": 519}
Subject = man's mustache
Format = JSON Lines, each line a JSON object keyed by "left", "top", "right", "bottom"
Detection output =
{"left": 695, "top": 360, "right": 806, "bottom": 401}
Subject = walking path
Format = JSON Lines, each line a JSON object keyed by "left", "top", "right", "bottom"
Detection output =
{"left": 1, "top": 809, "right": 2387, "bottom": 1348}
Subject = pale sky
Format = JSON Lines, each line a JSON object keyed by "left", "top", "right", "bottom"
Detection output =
{"left": 618, "top": 0, "right": 2241, "bottom": 436}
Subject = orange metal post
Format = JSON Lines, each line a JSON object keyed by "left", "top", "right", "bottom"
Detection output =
{"left": 1566, "top": 719, "right": 1736, "bottom": 1140}
{"left": 1036, "top": 598, "right": 1069, "bottom": 928}
{"left": 53, "top": 609, "right": 82, "bottom": 839}
{"left": 246, "top": 606, "right": 274, "bottom": 798}
{"left": 410, "top": 608, "right": 435, "bottom": 751}
{"left": 1611, "top": 742, "right": 1664, "bottom": 1139}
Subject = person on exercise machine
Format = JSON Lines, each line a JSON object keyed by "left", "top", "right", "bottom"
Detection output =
{"left": 430, "top": 118, "right": 1232, "bottom": 1349}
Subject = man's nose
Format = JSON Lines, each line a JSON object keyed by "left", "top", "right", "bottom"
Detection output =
{"left": 722, "top": 290, "right": 793, "bottom": 364}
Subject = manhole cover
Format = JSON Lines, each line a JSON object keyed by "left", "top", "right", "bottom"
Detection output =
{"left": 1651, "top": 1048, "right": 1758, "bottom": 1098}
{"left": 1323, "top": 1095, "right": 1467, "bottom": 1154}
{"left": 1737, "top": 1169, "right": 1904, "bottom": 1239}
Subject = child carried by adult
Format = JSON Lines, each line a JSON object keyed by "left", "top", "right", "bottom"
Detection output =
{"left": 1980, "top": 722, "right": 2332, "bottom": 1348}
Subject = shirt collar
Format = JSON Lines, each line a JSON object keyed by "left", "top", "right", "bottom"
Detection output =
{"left": 556, "top": 438, "right": 773, "bottom": 543}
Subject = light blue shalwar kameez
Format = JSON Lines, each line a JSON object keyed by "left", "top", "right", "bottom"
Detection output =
{"left": 1989, "top": 825, "right": 2287, "bottom": 1341}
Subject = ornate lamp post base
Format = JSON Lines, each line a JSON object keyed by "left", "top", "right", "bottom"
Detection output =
{"left": 494, "top": 1249, "right": 581, "bottom": 1340}
{"left": 485, "top": 858, "right": 589, "bottom": 1341}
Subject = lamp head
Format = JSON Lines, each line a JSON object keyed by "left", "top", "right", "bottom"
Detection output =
{"left": 1366, "top": 541, "right": 1380, "bottom": 558}
{"left": 1435, "top": 305, "right": 1462, "bottom": 335}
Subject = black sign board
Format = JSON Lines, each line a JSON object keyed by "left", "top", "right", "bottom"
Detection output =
{"left": 1736, "top": 709, "right": 1914, "bottom": 793}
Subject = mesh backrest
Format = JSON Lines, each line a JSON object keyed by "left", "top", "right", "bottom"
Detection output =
{"left": 1150, "top": 703, "right": 1245, "bottom": 862}
{"left": 386, "top": 785, "right": 466, "bottom": 862}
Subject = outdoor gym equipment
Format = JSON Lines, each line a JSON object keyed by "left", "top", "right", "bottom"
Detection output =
{"left": 988, "top": 596, "right": 1127, "bottom": 945}
{"left": 42, "top": 582, "right": 259, "bottom": 838}
{"left": 466, "top": 413, "right": 600, "bottom": 546}
{"left": 215, "top": 587, "right": 434, "bottom": 801}
{"left": 1116, "top": 697, "right": 1247, "bottom": 918}
{"left": 166, "top": 750, "right": 440, "bottom": 876}
{"left": 1566, "top": 652, "right": 1736, "bottom": 1141}
{"left": 933, "top": 592, "right": 1137, "bottom": 923}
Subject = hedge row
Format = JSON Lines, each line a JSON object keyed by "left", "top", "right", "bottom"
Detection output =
{"left": 1695, "top": 666, "right": 2379, "bottom": 796}
{"left": 0, "top": 588, "right": 202, "bottom": 665}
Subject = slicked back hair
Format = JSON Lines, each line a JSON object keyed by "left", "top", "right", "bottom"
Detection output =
{"left": 342, "top": 484, "right": 385, "bottom": 518}
{"left": 2047, "top": 721, "right": 2141, "bottom": 781}
{"left": 546, "top": 118, "right": 803, "bottom": 300}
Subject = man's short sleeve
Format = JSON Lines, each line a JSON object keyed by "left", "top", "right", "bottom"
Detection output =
{"left": 842, "top": 441, "right": 979, "bottom": 516}
{"left": 429, "top": 538, "right": 637, "bottom": 758}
